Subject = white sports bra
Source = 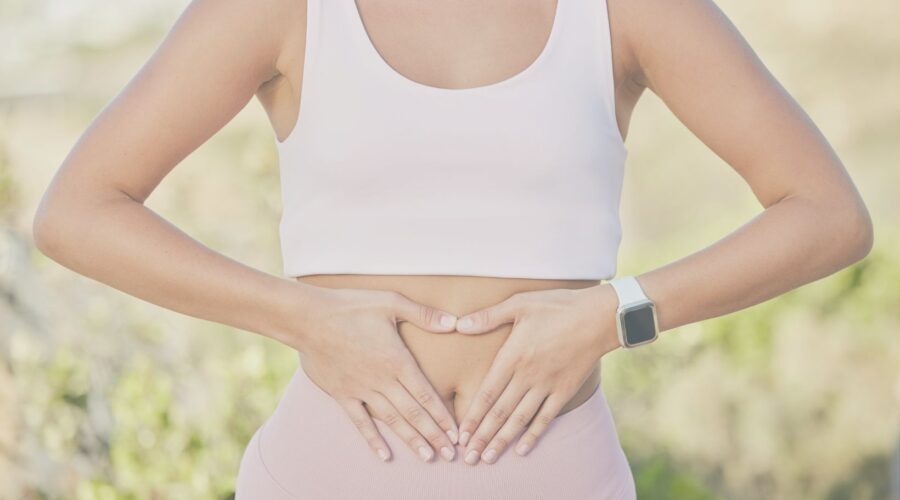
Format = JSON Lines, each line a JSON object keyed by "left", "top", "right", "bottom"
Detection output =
{"left": 275, "top": 0, "right": 627, "bottom": 280}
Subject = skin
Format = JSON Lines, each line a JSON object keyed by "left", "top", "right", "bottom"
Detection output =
{"left": 32, "top": 0, "right": 873, "bottom": 471}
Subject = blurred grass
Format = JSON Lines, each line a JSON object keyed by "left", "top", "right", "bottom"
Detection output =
{"left": 1, "top": 0, "right": 898, "bottom": 499}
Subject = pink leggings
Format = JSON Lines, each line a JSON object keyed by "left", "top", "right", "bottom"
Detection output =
{"left": 235, "top": 365, "right": 636, "bottom": 499}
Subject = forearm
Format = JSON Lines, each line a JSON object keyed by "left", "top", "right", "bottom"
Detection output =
{"left": 629, "top": 194, "right": 873, "bottom": 334}
{"left": 33, "top": 192, "right": 306, "bottom": 347}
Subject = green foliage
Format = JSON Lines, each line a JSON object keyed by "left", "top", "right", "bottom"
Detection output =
{"left": 0, "top": 142, "right": 17, "bottom": 221}
{"left": 633, "top": 455, "right": 720, "bottom": 500}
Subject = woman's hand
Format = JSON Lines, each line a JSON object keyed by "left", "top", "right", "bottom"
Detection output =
{"left": 278, "top": 283, "right": 462, "bottom": 463}
{"left": 451, "top": 284, "right": 621, "bottom": 465}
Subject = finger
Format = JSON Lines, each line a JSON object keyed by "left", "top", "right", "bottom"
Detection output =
{"left": 383, "top": 380, "right": 456, "bottom": 462}
{"left": 514, "top": 391, "right": 569, "bottom": 457}
{"left": 365, "top": 391, "right": 436, "bottom": 463}
{"left": 457, "top": 352, "right": 517, "bottom": 447}
{"left": 462, "top": 381, "right": 529, "bottom": 465}
{"left": 455, "top": 294, "right": 521, "bottom": 334}
{"left": 397, "top": 364, "right": 460, "bottom": 444}
{"left": 339, "top": 398, "right": 392, "bottom": 462}
{"left": 392, "top": 292, "right": 457, "bottom": 332}
{"left": 482, "top": 388, "right": 548, "bottom": 463}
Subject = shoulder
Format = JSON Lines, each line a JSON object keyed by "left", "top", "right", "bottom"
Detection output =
{"left": 608, "top": 0, "right": 743, "bottom": 90}
{"left": 174, "top": 0, "right": 308, "bottom": 84}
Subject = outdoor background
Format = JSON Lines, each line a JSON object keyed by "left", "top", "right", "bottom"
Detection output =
{"left": 1, "top": 0, "right": 898, "bottom": 498}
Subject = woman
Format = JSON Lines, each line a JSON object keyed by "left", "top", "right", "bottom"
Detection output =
{"left": 32, "top": 0, "right": 873, "bottom": 497}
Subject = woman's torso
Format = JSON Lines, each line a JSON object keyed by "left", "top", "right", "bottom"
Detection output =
{"left": 261, "top": 0, "right": 644, "bottom": 423}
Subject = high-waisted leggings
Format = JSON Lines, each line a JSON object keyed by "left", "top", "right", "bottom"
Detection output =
{"left": 235, "top": 364, "right": 637, "bottom": 499}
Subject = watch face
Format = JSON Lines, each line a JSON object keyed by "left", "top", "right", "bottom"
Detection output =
{"left": 622, "top": 304, "right": 657, "bottom": 345}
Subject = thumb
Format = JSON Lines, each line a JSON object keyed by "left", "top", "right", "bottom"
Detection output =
{"left": 455, "top": 296, "right": 521, "bottom": 334}
{"left": 392, "top": 293, "right": 458, "bottom": 333}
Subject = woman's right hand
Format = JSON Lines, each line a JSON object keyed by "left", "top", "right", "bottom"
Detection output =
{"left": 276, "top": 283, "right": 460, "bottom": 463}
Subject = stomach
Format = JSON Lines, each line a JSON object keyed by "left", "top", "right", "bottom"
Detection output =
{"left": 294, "top": 274, "right": 604, "bottom": 423}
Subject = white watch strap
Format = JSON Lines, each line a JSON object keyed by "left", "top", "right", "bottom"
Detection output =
{"left": 608, "top": 276, "right": 648, "bottom": 306}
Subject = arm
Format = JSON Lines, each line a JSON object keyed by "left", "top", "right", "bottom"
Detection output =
{"left": 32, "top": 0, "right": 302, "bottom": 344}
{"left": 617, "top": 0, "right": 873, "bottom": 332}
{"left": 31, "top": 0, "right": 463, "bottom": 462}
{"left": 450, "top": 0, "right": 873, "bottom": 464}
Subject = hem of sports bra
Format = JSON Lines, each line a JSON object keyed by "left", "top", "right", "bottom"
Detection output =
{"left": 282, "top": 268, "right": 616, "bottom": 282}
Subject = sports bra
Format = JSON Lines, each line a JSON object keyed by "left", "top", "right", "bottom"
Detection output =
{"left": 275, "top": 0, "right": 628, "bottom": 280}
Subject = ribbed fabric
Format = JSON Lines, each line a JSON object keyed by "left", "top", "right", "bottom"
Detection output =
{"left": 235, "top": 364, "right": 637, "bottom": 499}
{"left": 275, "top": 0, "right": 628, "bottom": 280}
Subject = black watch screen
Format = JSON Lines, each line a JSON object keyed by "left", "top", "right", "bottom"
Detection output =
{"left": 623, "top": 304, "right": 658, "bottom": 345}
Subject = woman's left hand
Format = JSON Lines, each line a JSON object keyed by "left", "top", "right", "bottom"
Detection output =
{"left": 452, "top": 284, "right": 622, "bottom": 465}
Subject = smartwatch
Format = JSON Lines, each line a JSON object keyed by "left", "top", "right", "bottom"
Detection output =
{"left": 608, "top": 275, "right": 659, "bottom": 348}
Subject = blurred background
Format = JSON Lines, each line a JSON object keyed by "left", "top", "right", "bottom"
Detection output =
{"left": 1, "top": 0, "right": 898, "bottom": 498}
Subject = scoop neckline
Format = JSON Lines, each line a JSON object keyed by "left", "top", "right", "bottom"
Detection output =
{"left": 347, "top": 0, "right": 563, "bottom": 94}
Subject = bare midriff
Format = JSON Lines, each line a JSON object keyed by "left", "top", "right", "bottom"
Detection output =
{"left": 295, "top": 274, "right": 604, "bottom": 424}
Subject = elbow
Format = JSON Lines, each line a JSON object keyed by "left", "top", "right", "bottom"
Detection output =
{"left": 32, "top": 193, "right": 77, "bottom": 261}
{"left": 32, "top": 201, "right": 64, "bottom": 260}
{"left": 793, "top": 183, "right": 875, "bottom": 269}
{"left": 33, "top": 187, "right": 136, "bottom": 261}
{"left": 850, "top": 208, "right": 874, "bottom": 262}
{"left": 32, "top": 175, "right": 135, "bottom": 260}
{"left": 832, "top": 197, "right": 875, "bottom": 266}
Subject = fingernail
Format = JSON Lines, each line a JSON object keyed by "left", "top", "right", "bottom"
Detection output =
{"left": 458, "top": 317, "right": 473, "bottom": 330}
{"left": 464, "top": 450, "right": 480, "bottom": 465}
{"left": 447, "top": 429, "right": 458, "bottom": 444}
{"left": 440, "top": 314, "right": 456, "bottom": 328}
{"left": 516, "top": 442, "right": 530, "bottom": 456}
{"left": 418, "top": 446, "right": 433, "bottom": 461}
{"left": 459, "top": 431, "right": 470, "bottom": 446}
{"left": 440, "top": 446, "right": 455, "bottom": 461}
{"left": 378, "top": 448, "right": 390, "bottom": 461}
{"left": 482, "top": 448, "right": 497, "bottom": 463}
